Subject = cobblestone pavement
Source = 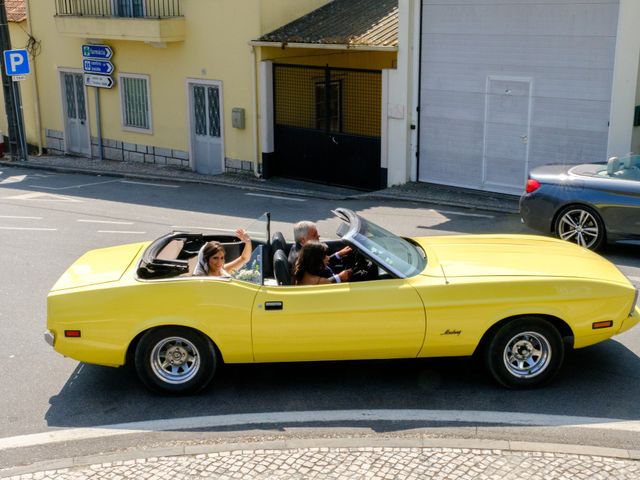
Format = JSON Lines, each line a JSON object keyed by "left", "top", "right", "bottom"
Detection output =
{"left": 4, "top": 447, "right": 639, "bottom": 479}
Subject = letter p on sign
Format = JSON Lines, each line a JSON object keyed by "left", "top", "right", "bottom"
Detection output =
{"left": 3, "top": 49, "right": 30, "bottom": 76}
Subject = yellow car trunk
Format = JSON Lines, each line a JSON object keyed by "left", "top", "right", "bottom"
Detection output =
{"left": 51, "top": 243, "right": 145, "bottom": 291}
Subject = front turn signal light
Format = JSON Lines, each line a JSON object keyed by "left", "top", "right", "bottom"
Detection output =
{"left": 525, "top": 179, "right": 541, "bottom": 193}
{"left": 592, "top": 321, "right": 613, "bottom": 329}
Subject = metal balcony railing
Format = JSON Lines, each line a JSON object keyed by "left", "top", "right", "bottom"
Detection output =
{"left": 55, "top": 0, "right": 182, "bottom": 18}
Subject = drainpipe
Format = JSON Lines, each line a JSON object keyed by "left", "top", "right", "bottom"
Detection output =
{"left": 25, "top": 0, "right": 43, "bottom": 155}
{"left": 250, "top": 45, "right": 260, "bottom": 178}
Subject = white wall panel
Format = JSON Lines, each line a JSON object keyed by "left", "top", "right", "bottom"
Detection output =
{"left": 419, "top": 0, "right": 619, "bottom": 193}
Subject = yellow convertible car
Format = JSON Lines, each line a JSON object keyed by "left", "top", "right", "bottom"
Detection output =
{"left": 46, "top": 208, "right": 639, "bottom": 394}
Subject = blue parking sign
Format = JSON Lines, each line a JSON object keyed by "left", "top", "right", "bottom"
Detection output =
{"left": 3, "top": 49, "right": 30, "bottom": 76}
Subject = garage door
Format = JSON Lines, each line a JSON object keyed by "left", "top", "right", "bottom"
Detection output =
{"left": 418, "top": 0, "right": 619, "bottom": 194}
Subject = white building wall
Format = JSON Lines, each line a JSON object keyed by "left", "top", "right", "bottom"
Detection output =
{"left": 416, "top": 0, "right": 620, "bottom": 194}
{"left": 608, "top": 0, "right": 640, "bottom": 158}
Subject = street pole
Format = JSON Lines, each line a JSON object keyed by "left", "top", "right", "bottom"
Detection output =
{"left": 94, "top": 87, "right": 103, "bottom": 160}
{"left": 0, "top": 0, "right": 22, "bottom": 160}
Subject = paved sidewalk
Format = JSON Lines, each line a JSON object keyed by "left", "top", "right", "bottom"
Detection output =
{"left": 0, "top": 155, "right": 521, "bottom": 213}
{"left": 2, "top": 439, "right": 639, "bottom": 479}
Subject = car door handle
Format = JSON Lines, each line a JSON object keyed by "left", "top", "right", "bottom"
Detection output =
{"left": 264, "top": 301, "right": 283, "bottom": 310}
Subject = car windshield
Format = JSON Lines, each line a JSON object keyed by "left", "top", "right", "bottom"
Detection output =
{"left": 334, "top": 209, "right": 426, "bottom": 278}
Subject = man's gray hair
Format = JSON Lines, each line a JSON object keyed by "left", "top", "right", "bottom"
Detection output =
{"left": 293, "top": 220, "right": 317, "bottom": 243}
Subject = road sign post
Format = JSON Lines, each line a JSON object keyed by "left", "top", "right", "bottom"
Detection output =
{"left": 82, "top": 59, "right": 114, "bottom": 75}
{"left": 82, "top": 44, "right": 113, "bottom": 60}
{"left": 82, "top": 44, "right": 115, "bottom": 161}
{"left": 2, "top": 48, "right": 30, "bottom": 161}
{"left": 84, "top": 74, "right": 114, "bottom": 89}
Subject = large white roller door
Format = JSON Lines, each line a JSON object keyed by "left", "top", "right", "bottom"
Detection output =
{"left": 418, "top": 0, "right": 619, "bottom": 194}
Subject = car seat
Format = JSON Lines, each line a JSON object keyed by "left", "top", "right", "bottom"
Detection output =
{"left": 271, "top": 231, "right": 289, "bottom": 255}
{"left": 273, "top": 249, "right": 292, "bottom": 286}
{"left": 607, "top": 156, "right": 621, "bottom": 176}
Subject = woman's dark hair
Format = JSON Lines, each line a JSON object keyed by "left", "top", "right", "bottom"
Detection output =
{"left": 202, "top": 241, "right": 225, "bottom": 265}
{"left": 293, "top": 242, "right": 328, "bottom": 283}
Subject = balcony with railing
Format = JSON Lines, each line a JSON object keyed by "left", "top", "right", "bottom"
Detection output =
{"left": 54, "top": 0, "right": 185, "bottom": 43}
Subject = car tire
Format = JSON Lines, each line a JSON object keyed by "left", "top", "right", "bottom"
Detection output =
{"left": 554, "top": 205, "right": 605, "bottom": 250}
{"left": 135, "top": 326, "right": 217, "bottom": 394}
{"left": 484, "top": 317, "right": 564, "bottom": 389}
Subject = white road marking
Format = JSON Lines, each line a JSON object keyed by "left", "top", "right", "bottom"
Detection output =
{"left": 78, "top": 219, "right": 134, "bottom": 225}
{"left": 430, "top": 209, "right": 495, "bottom": 219}
{"left": 120, "top": 180, "right": 179, "bottom": 188}
{"left": 246, "top": 193, "right": 306, "bottom": 202}
{"left": 4, "top": 192, "right": 81, "bottom": 202}
{"left": 1, "top": 409, "right": 640, "bottom": 451}
{"left": 98, "top": 230, "right": 146, "bottom": 234}
{"left": 0, "top": 175, "right": 26, "bottom": 184}
{"left": 0, "top": 227, "right": 57, "bottom": 231}
{"left": 628, "top": 276, "right": 639, "bottom": 284}
{"left": 0, "top": 215, "right": 42, "bottom": 219}
{"left": 33, "top": 180, "right": 117, "bottom": 190}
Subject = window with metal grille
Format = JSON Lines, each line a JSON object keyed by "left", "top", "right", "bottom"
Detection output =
{"left": 114, "top": 0, "right": 144, "bottom": 17}
{"left": 120, "top": 74, "right": 151, "bottom": 132}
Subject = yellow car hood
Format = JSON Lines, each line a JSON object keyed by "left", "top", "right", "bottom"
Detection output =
{"left": 51, "top": 242, "right": 146, "bottom": 291}
{"left": 417, "top": 235, "right": 628, "bottom": 283}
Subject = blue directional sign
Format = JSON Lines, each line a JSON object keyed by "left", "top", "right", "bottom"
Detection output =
{"left": 3, "top": 49, "right": 30, "bottom": 76}
{"left": 83, "top": 59, "right": 114, "bottom": 75}
{"left": 82, "top": 44, "right": 113, "bottom": 60}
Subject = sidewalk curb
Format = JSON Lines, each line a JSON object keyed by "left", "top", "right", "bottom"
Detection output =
{"left": 2, "top": 436, "right": 638, "bottom": 478}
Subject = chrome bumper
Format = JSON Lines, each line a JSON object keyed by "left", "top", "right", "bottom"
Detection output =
{"left": 44, "top": 330, "right": 55, "bottom": 347}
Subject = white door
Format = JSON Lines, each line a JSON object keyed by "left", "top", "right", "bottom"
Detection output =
{"left": 482, "top": 77, "right": 531, "bottom": 192}
{"left": 61, "top": 72, "right": 90, "bottom": 156}
{"left": 189, "top": 83, "right": 223, "bottom": 175}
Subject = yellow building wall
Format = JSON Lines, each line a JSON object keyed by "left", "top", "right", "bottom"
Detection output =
{"left": 22, "top": 0, "right": 328, "bottom": 164}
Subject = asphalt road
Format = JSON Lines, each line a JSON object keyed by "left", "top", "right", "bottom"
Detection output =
{"left": 1, "top": 166, "right": 639, "bottom": 467}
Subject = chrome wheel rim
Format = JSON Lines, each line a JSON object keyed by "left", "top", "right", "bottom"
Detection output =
{"left": 503, "top": 331, "right": 551, "bottom": 379}
{"left": 150, "top": 336, "right": 200, "bottom": 385}
{"left": 557, "top": 209, "right": 600, "bottom": 248}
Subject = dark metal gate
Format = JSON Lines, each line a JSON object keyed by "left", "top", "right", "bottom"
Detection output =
{"left": 273, "top": 64, "right": 382, "bottom": 191}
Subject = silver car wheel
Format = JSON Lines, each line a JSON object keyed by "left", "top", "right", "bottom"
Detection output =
{"left": 557, "top": 208, "right": 600, "bottom": 249}
{"left": 502, "top": 331, "right": 551, "bottom": 379}
{"left": 150, "top": 336, "right": 201, "bottom": 385}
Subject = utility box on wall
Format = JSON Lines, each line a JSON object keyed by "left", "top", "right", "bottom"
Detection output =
{"left": 232, "top": 108, "right": 245, "bottom": 129}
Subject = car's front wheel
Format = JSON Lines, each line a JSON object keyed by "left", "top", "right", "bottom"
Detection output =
{"left": 135, "top": 327, "right": 217, "bottom": 394}
{"left": 554, "top": 205, "right": 605, "bottom": 250}
{"left": 484, "top": 317, "right": 564, "bottom": 389}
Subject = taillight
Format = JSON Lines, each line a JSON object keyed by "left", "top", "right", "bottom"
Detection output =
{"left": 525, "top": 179, "right": 541, "bottom": 193}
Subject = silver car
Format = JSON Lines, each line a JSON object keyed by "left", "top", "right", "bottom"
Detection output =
{"left": 520, "top": 155, "right": 640, "bottom": 250}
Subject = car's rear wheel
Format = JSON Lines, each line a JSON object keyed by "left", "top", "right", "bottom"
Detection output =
{"left": 554, "top": 205, "right": 605, "bottom": 250}
{"left": 135, "top": 327, "right": 217, "bottom": 394}
{"left": 484, "top": 317, "right": 564, "bottom": 389}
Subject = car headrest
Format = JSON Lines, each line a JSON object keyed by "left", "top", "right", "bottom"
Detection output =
{"left": 622, "top": 155, "right": 640, "bottom": 169}
{"left": 607, "top": 156, "right": 620, "bottom": 176}
{"left": 273, "top": 249, "right": 292, "bottom": 286}
{"left": 271, "top": 231, "right": 289, "bottom": 255}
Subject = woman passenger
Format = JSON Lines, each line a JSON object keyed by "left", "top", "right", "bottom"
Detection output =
{"left": 292, "top": 242, "right": 351, "bottom": 285}
{"left": 194, "top": 228, "right": 251, "bottom": 276}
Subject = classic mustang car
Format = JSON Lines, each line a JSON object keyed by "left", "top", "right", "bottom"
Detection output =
{"left": 46, "top": 209, "right": 639, "bottom": 394}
